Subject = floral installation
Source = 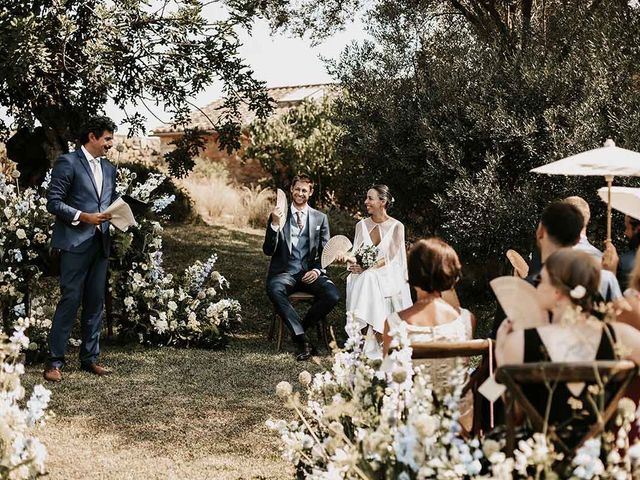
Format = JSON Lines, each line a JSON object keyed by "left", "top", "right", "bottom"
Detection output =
{"left": 268, "top": 313, "right": 640, "bottom": 479}
{"left": 110, "top": 169, "right": 241, "bottom": 348}
{"left": 0, "top": 319, "right": 51, "bottom": 479}
{"left": 0, "top": 166, "right": 241, "bottom": 360}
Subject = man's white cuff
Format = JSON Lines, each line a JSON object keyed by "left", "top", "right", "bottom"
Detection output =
{"left": 270, "top": 223, "right": 279, "bottom": 232}
{"left": 72, "top": 210, "right": 82, "bottom": 226}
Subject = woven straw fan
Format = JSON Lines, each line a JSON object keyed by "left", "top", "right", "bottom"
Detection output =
{"left": 276, "top": 188, "right": 288, "bottom": 229}
{"left": 506, "top": 249, "right": 529, "bottom": 278}
{"left": 321, "top": 235, "right": 353, "bottom": 269}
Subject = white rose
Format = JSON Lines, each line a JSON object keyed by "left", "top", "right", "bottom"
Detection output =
{"left": 168, "top": 301, "right": 178, "bottom": 311}
{"left": 298, "top": 371, "right": 312, "bottom": 386}
{"left": 16, "top": 229, "right": 26, "bottom": 240}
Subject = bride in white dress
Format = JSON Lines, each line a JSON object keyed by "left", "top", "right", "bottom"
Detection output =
{"left": 345, "top": 185, "right": 413, "bottom": 358}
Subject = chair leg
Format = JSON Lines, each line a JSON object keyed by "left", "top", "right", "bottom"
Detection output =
{"left": 319, "top": 319, "right": 330, "bottom": 352}
{"left": 505, "top": 394, "right": 515, "bottom": 456}
{"left": 268, "top": 307, "right": 276, "bottom": 341}
{"left": 276, "top": 316, "right": 285, "bottom": 352}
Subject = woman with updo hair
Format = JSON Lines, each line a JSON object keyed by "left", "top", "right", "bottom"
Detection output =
{"left": 344, "top": 184, "right": 412, "bottom": 358}
{"left": 496, "top": 248, "right": 640, "bottom": 449}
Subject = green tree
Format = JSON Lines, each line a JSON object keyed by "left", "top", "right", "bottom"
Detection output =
{"left": 246, "top": 99, "right": 344, "bottom": 202}
{"left": 0, "top": 0, "right": 273, "bottom": 177}
{"left": 265, "top": 0, "right": 640, "bottom": 281}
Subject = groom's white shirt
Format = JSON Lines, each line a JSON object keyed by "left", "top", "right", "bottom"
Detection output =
{"left": 71, "top": 146, "right": 103, "bottom": 227}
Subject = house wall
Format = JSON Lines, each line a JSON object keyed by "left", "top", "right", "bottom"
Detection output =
{"left": 154, "top": 131, "right": 267, "bottom": 184}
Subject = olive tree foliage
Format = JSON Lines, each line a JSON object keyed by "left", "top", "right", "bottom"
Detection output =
{"left": 262, "top": 0, "right": 640, "bottom": 273}
{"left": 246, "top": 99, "right": 345, "bottom": 203}
{"left": 0, "top": 0, "right": 273, "bottom": 177}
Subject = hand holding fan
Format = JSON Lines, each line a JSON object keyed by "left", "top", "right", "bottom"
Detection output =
{"left": 506, "top": 249, "right": 529, "bottom": 278}
{"left": 490, "top": 276, "right": 547, "bottom": 330}
{"left": 275, "top": 188, "right": 288, "bottom": 229}
{"left": 321, "top": 235, "right": 353, "bottom": 269}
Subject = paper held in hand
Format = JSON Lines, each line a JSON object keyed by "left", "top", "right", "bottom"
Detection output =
{"left": 276, "top": 188, "right": 288, "bottom": 229}
{"left": 490, "top": 276, "right": 547, "bottom": 330}
{"left": 104, "top": 197, "right": 137, "bottom": 232}
{"left": 321, "top": 235, "right": 353, "bottom": 269}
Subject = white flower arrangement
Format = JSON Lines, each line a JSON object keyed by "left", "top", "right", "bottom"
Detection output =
{"left": 0, "top": 322, "right": 51, "bottom": 479}
{"left": 268, "top": 314, "right": 640, "bottom": 479}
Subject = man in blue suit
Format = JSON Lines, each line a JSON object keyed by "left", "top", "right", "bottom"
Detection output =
{"left": 263, "top": 174, "right": 340, "bottom": 361}
{"left": 43, "top": 116, "right": 119, "bottom": 382}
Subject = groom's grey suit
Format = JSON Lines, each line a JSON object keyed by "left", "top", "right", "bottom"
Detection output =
{"left": 264, "top": 206, "right": 340, "bottom": 338}
{"left": 46, "top": 149, "right": 118, "bottom": 368}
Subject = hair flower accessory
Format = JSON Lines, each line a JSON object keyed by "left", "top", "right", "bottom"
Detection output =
{"left": 570, "top": 285, "right": 586, "bottom": 299}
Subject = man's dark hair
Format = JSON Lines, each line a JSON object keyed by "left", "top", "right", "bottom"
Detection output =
{"left": 541, "top": 201, "right": 583, "bottom": 247}
{"left": 291, "top": 174, "right": 314, "bottom": 189}
{"left": 78, "top": 116, "right": 117, "bottom": 144}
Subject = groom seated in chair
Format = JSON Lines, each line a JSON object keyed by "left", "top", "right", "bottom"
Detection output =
{"left": 263, "top": 174, "right": 340, "bottom": 361}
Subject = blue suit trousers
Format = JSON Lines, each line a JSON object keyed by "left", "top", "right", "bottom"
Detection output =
{"left": 48, "top": 232, "right": 108, "bottom": 368}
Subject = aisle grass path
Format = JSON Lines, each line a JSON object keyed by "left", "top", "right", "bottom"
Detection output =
{"left": 25, "top": 223, "right": 347, "bottom": 480}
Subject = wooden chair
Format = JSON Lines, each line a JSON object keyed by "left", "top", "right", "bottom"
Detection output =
{"left": 412, "top": 339, "right": 492, "bottom": 436}
{"left": 496, "top": 360, "right": 638, "bottom": 456}
{"left": 269, "top": 292, "right": 330, "bottom": 352}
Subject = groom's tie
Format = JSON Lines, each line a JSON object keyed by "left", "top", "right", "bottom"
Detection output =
{"left": 296, "top": 211, "right": 304, "bottom": 230}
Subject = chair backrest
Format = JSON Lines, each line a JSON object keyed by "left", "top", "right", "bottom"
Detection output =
{"left": 496, "top": 360, "right": 638, "bottom": 455}
{"left": 412, "top": 339, "right": 491, "bottom": 359}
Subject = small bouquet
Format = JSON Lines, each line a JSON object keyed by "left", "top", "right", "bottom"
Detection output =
{"left": 354, "top": 244, "right": 380, "bottom": 269}
{"left": 339, "top": 244, "right": 380, "bottom": 278}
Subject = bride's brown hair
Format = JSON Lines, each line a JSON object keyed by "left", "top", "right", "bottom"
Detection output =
{"left": 370, "top": 184, "right": 394, "bottom": 210}
{"left": 408, "top": 238, "right": 461, "bottom": 293}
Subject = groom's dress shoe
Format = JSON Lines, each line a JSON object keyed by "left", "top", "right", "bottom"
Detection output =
{"left": 43, "top": 367, "right": 62, "bottom": 382}
{"left": 81, "top": 363, "right": 112, "bottom": 376}
{"left": 296, "top": 342, "right": 316, "bottom": 361}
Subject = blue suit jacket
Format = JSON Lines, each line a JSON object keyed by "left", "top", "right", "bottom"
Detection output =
{"left": 262, "top": 207, "right": 330, "bottom": 279}
{"left": 47, "top": 150, "right": 118, "bottom": 253}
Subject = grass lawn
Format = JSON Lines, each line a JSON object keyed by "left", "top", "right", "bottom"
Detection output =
{"left": 25, "top": 223, "right": 348, "bottom": 480}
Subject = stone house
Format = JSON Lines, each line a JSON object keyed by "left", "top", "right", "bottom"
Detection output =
{"left": 151, "top": 83, "right": 334, "bottom": 184}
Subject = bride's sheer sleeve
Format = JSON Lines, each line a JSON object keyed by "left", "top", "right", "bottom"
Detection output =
{"left": 387, "top": 221, "right": 408, "bottom": 273}
{"left": 352, "top": 220, "right": 364, "bottom": 250}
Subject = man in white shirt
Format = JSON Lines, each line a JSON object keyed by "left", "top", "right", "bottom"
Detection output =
{"left": 44, "top": 116, "right": 119, "bottom": 382}
{"left": 263, "top": 174, "right": 340, "bottom": 360}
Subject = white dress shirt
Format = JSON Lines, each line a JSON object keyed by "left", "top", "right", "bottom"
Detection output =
{"left": 72, "top": 146, "right": 103, "bottom": 225}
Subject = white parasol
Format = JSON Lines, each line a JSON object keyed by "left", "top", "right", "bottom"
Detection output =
{"left": 531, "top": 139, "right": 640, "bottom": 241}
{"left": 597, "top": 186, "right": 640, "bottom": 221}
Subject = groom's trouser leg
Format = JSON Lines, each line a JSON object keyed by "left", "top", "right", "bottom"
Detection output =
{"left": 48, "top": 241, "right": 95, "bottom": 369}
{"left": 267, "top": 273, "right": 305, "bottom": 336}
{"left": 79, "top": 237, "right": 109, "bottom": 367}
{"left": 300, "top": 275, "right": 341, "bottom": 327}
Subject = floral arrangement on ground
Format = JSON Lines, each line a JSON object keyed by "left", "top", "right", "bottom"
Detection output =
{"left": 0, "top": 166, "right": 241, "bottom": 360}
{"left": 267, "top": 315, "right": 640, "bottom": 479}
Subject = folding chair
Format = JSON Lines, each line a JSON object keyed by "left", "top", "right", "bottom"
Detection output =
{"left": 496, "top": 360, "right": 638, "bottom": 456}
{"left": 268, "top": 292, "right": 330, "bottom": 352}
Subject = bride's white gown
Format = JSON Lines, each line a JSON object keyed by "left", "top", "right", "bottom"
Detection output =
{"left": 346, "top": 217, "right": 412, "bottom": 358}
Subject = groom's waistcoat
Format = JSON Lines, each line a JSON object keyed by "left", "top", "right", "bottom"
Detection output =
{"left": 286, "top": 215, "right": 310, "bottom": 274}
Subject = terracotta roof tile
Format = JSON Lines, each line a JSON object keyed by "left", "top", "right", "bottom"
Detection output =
{"left": 152, "top": 83, "right": 337, "bottom": 135}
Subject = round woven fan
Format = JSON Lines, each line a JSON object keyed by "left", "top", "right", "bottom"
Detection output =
{"left": 506, "top": 249, "right": 529, "bottom": 278}
{"left": 322, "top": 235, "right": 353, "bottom": 269}
{"left": 276, "top": 188, "right": 288, "bottom": 229}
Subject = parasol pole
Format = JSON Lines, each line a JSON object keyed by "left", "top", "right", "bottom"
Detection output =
{"left": 605, "top": 174, "right": 614, "bottom": 243}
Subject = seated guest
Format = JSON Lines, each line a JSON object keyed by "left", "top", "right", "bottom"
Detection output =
{"left": 564, "top": 195, "right": 603, "bottom": 260}
{"left": 383, "top": 238, "right": 475, "bottom": 380}
{"left": 263, "top": 174, "right": 340, "bottom": 361}
{"left": 496, "top": 249, "right": 640, "bottom": 449}
{"left": 491, "top": 201, "right": 583, "bottom": 337}
{"left": 606, "top": 215, "right": 640, "bottom": 291}
{"left": 383, "top": 238, "right": 475, "bottom": 430}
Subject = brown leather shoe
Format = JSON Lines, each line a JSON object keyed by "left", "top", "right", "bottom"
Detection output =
{"left": 80, "top": 363, "right": 112, "bottom": 376}
{"left": 43, "top": 367, "right": 62, "bottom": 382}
